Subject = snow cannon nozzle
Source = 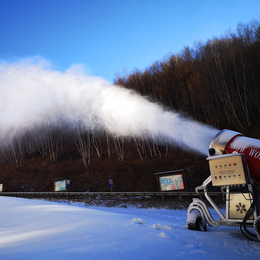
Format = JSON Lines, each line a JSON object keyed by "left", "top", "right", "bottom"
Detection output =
{"left": 208, "top": 148, "right": 215, "bottom": 156}
{"left": 208, "top": 129, "right": 260, "bottom": 184}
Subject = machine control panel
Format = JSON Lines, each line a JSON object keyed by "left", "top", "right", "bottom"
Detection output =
{"left": 207, "top": 154, "right": 250, "bottom": 186}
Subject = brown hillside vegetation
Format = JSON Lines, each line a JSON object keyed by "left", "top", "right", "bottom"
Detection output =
{"left": 1, "top": 144, "right": 209, "bottom": 192}
{"left": 1, "top": 20, "right": 260, "bottom": 192}
{"left": 115, "top": 20, "right": 260, "bottom": 133}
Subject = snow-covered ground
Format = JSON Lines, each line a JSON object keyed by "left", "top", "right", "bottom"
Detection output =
{"left": 0, "top": 197, "right": 259, "bottom": 260}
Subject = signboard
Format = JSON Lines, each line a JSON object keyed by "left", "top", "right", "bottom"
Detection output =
{"left": 0, "top": 183, "right": 3, "bottom": 192}
{"left": 109, "top": 179, "right": 113, "bottom": 192}
{"left": 155, "top": 170, "right": 187, "bottom": 192}
{"left": 54, "top": 180, "right": 67, "bottom": 192}
{"left": 159, "top": 174, "right": 185, "bottom": 191}
{"left": 109, "top": 179, "right": 113, "bottom": 188}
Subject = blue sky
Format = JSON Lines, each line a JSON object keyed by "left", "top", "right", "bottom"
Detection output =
{"left": 0, "top": 0, "right": 260, "bottom": 83}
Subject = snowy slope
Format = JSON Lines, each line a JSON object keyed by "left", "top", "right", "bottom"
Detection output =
{"left": 0, "top": 197, "right": 259, "bottom": 260}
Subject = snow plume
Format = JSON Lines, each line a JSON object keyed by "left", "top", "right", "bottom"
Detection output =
{"left": 0, "top": 57, "right": 218, "bottom": 155}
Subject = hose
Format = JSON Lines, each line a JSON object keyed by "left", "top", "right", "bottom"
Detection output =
{"left": 240, "top": 184, "right": 259, "bottom": 242}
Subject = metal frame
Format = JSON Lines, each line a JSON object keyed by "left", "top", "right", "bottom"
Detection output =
{"left": 187, "top": 176, "right": 258, "bottom": 231}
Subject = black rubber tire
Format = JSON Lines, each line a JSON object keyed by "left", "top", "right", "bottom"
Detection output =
{"left": 253, "top": 215, "right": 260, "bottom": 240}
{"left": 187, "top": 213, "right": 205, "bottom": 231}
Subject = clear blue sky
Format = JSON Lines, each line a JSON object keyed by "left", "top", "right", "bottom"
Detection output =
{"left": 0, "top": 0, "right": 260, "bottom": 83}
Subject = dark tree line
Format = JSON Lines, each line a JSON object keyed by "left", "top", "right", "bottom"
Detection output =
{"left": 114, "top": 20, "right": 260, "bottom": 132}
{"left": 0, "top": 122, "right": 166, "bottom": 169}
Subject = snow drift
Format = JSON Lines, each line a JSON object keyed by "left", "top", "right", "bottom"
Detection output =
{"left": 1, "top": 197, "right": 260, "bottom": 260}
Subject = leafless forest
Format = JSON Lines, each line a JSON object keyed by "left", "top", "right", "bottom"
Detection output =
{"left": 115, "top": 21, "right": 260, "bottom": 133}
{"left": 1, "top": 20, "right": 260, "bottom": 192}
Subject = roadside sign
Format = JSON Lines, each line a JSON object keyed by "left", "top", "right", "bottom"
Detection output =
{"left": 109, "top": 179, "right": 113, "bottom": 192}
{"left": 109, "top": 179, "right": 113, "bottom": 188}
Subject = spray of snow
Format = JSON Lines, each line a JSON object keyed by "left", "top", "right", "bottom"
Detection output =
{"left": 0, "top": 57, "right": 218, "bottom": 155}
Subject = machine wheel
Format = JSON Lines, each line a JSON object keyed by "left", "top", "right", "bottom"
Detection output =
{"left": 187, "top": 211, "right": 207, "bottom": 231}
{"left": 253, "top": 215, "right": 260, "bottom": 240}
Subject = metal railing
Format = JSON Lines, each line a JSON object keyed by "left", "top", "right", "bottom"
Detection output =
{"left": 0, "top": 191, "right": 224, "bottom": 201}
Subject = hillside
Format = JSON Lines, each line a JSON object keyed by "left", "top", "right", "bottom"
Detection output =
{"left": 114, "top": 20, "right": 260, "bottom": 133}
{"left": 0, "top": 139, "right": 210, "bottom": 192}
{"left": 1, "top": 20, "right": 260, "bottom": 193}
{"left": 1, "top": 124, "right": 260, "bottom": 193}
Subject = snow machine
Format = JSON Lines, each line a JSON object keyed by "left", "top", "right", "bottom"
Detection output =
{"left": 187, "top": 129, "right": 260, "bottom": 241}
